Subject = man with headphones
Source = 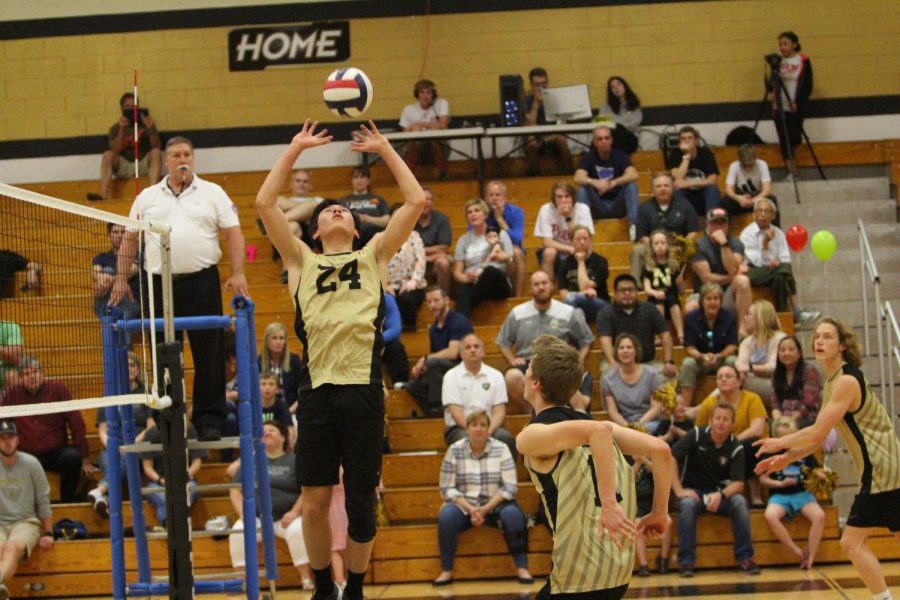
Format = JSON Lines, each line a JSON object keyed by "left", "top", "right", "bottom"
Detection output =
{"left": 400, "top": 79, "right": 450, "bottom": 179}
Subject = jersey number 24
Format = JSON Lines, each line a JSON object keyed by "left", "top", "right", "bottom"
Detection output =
{"left": 316, "top": 259, "right": 362, "bottom": 294}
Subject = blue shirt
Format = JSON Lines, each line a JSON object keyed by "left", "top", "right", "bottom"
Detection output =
{"left": 683, "top": 308, "right": 739, "bottom": 354}
{"left": 383, "top": 292, "right": 402, "bottom": 344}
{"left": 486, "top": 203, "right": 525, "bottom": 249}
{"left": 429, "top": 310, "right": 473, "bottom": 353}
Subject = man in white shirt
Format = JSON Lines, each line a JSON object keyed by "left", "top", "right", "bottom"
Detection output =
{"left": 111, "top": 136, "right": 250, "bottom": 441}
{"left": 400, "top": 78, "right": 450, "bottom": 179}
{"left": 533, "top": 182, "right": 594, "bottom": 284}
{"left": 739, "top": 198, "right": 818, "bottom": 323}
{"left": 442, "top": 334, "right": 515, "bottom": 458}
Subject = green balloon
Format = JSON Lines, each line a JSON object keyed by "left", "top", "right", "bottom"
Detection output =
{"left": 811, "top": 230, "right": 837, "bottom": 262}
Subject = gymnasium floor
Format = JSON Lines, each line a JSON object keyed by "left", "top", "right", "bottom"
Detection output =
{"left": 78, "top": 562, "right": 899, "bottom": 599}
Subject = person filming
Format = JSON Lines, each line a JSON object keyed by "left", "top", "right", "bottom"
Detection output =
{"left": 767, "top": 31, "right": 812, "bottom": 181}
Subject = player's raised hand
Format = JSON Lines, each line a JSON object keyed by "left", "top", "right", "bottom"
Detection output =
{"left": 598, "top": 503, "right": 637, "bottom": 550}
{"left": 291, "top": 119, "right": 332, "bottom": 150}
{"left": 351, "top": 121, "right": 390, "bottom": 154}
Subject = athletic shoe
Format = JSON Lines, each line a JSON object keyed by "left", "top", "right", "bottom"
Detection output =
{"left": 656, "top": 555, "right": 669, "bottom": 574}
{"left": 90, "top": 492, "right": 109, "bottom": 519}
{"left": 738, "top": 559, "right": 761, "bottom": 575}
{"left": 794, "top": 308, "right": 821, "bottom": 324}
{"left": 392, "top": 381, "right": 407, "bottom": 390}
{"left": 637, "top": 565, "right": 650, "bottom": 577}
{"left": 86, "top": 192, "right": 104, "bottom": 201}
{"left": 678, "top": 563, "right": 694, "bottom": 578}
{"left": 629, "top": 224, "right": 637, "bottom": 242}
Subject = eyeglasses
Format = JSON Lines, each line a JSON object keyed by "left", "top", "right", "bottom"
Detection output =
{"left": 616, "top": 287, "right": 637, "bottom": 294}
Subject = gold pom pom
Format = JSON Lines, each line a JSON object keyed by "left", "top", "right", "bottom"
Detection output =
{"left": 652, "top": 381, "right": 679, "bottom": 413}
{"left": 672, "top": 234, "right": 698, "bottom": 265}
{"left": 802, "top": 466, "right": 838, "bottom": 501}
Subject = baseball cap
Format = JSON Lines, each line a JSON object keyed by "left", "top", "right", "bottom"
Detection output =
{"left": 706, "top": 208, "right": 729, "bottom": 222}
{"left": 0, "top": 421, "right": 17, "bottom": 436}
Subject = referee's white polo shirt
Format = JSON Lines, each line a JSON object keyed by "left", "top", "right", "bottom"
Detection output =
{"left": 129, "top": 175, "right": 240, "bottom": 275}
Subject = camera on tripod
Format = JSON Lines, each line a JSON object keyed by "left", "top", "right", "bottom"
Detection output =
{"left": 764, "top": 53, "right": 782, "bottom": 70}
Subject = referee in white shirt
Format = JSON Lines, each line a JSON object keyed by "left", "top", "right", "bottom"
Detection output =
{"left": 111, "top": 136, "right": 250, "bottom": 440}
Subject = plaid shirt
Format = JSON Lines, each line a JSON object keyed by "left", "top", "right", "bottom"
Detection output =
{"left": 439, "top": 438, "right": 517, "bottom": 506}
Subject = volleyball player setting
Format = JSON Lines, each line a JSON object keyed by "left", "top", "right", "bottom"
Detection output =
{"left": 322, "top": 67, "right": 373, "bottom": 118}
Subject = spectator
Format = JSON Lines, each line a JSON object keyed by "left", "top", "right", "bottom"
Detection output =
{"left": 678, "top": 282, "right": 739, "bottom": 406}
{"left": 630, "top": 172, "right": 700, "bottom": 280}
{"left": 666, "top": 126, "right": 721, "bottom": 216}
{"left": 760, "top": 416, "right": 826, "bottom": 570}
{"left": 0, "top": 320, "right": 22, "bottom": 394}
{"left": 596, "top": 274, "right": 677, "bottom": 380}
{"left": 400, "top": 78, "right": 450, "bottom": 179}
{"left": 452, "top": 199, "right": 513, "bottom": 317}
{"left": 739, "top": 197, "right": 819, "bottom": 323}
{"left": 484, "top": 180, "right": 526, "bottom": 296}
{"left": 88, "top": 351, "right": 152, "bottom": 518}
{"left": 386, "top": 203, "right": 427, "bottom": 330}
{"left": 671, "top": 402, "right": 760, "bottom": 577}
{"left": 770, "top": 31, "right": 812, "bottom": 181}
{"left": 337, "top": 167, "right": 390, "bottom": 246}
{"left": 602, "top": 334, "right": 663, "bottom": 434}
{"left": 229, "top": 421, "right": 314, "bottom": 591}
{"left": 558, "top": 225, "right": 610, "bottom": 323}
{"left": 111, "top": 136, "right": 249, "bottom": 442}
{"left": 0, "top": 250, "right": 41, "bottom": 297}
{"left": 4, "top": 357, "right": 91, "bottom": 503}
{"left": 0, "top": 421, "right": 54, "bottom": 599}
{"left": 534, "top": 182, "right": 594, "bottom": 284}
{"left": 522, "top": 67, "right": 572, "bottom": 176}
{"left": 405, "top": 287, "right": 473, "bottom": 417}
{"left": 692, "top": 364, "right": 769, "bottom": 507}
{"left": 432, "top": 409, "right": 532, "bottom": 586}
{"left": 723, "top": 145, "right": 780, "bottom": 227}
{"left": 770, "top": 335, "right": 823, "bottom": 428}
{"left": 259, "top": 372, "right": 293, "bottom": 432}
{"left": 141, "top": 423, "right": 206, "bottom": 529}
{"left": 498, "top": 271, "right": 594, "bottom": 413}
{"left": 686, "top": 207, "right": 752, "bottom": 335}
{"left": 441, "top": 334, "right": 515, "bottom": 459}
{"left": 641, "top": 230, "right": 685, "bottom": 344}
{"left": 599, "top": 76, "right": 643, "bottom": 153}
{"left": 735, "top": 300, "right": 787, "bottom": 400}
{"left": 414, "top": 187, "right": 452, "bottom": 293}
{"left": 92, "top": 224, "right": 141, "bottom": 320}
{"left": 381, "top": 290, "right": 410, "bottom": 388}
{"left": 258, "top": 169, "right": 324, "bottom": 242}
{"left": 87, "top": 92, "right": 162, "bottom": 201}
{"left": 574, "top": 125, "right": 640, "bottom": 239}
{"left": 258, "top": 322, "right": 303, "bottom": 414}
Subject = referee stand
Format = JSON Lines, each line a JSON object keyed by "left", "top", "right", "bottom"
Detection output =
{"left": 101, "top": 297, "right": 278, "bottom": 599}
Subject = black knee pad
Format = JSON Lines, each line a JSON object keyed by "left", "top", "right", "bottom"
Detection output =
{"left": 345, "top": 485, "right": 376, "bottom": 543}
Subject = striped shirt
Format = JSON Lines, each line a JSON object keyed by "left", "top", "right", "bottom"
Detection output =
{"left": 439, "top": 438, "right": 517, "bottom": 506}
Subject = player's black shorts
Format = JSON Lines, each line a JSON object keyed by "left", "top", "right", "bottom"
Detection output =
{"left": 847, "top": 487, "right": 900, "bottom": 532}
{"left": 296, "top": 383, "right": 384, "bottom": 488}
{"left": 536, "top": 581, "right": 628, "bottom": 600}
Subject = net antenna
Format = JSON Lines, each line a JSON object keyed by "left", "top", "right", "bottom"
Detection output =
{"left": 0, "top": 182, "right": 172, "bottom": 417}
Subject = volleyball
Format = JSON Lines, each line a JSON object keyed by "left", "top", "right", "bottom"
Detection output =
{"left": 323, "top": 67, "right": 373, "bottom": 118}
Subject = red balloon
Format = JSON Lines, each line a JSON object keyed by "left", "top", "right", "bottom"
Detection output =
{"left": 786, "top": 224, "right": 809, "bottom": 252}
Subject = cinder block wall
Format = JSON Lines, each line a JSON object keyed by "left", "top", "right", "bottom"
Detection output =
{"left": 1, "top": 0, "right": 897, "bottom": 142}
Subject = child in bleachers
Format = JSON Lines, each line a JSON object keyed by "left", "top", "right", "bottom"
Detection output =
{"left": 259, "top": 372, "right": 294, "bottom": 448}
{"left": 632, "top": 454, "right": 674, "bottom": 576}
{"left": 760, "top": 416, "right": 826, "bottom": 569}
{"left": 641, "top": 230, "right": 684, "bottom": 344}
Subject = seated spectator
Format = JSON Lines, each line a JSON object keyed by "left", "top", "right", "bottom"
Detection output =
{"left": 770, "top": 335, "right": 823, "bottom": 428}
{"left": 666, "top": 125, "right": 721, "bottom": 216}
{"left": 599, "top": 76, "right": 643, "bottom": 153}
{"left": 88, "top": 351, "right": 152, "bottom": 517}
{"left": 558, "top": 225, "right": 610, "bottom": 323}
{"left": 596, "top": 274, "right": 677, "bottom": 381}
{"left": 433, "top": 409, "right": 532, "bottom": 586}
{"left": 257, "top": 169, "right": 324, "bottom": 246}
{"left": 735, "top": 300, "right": 787, "bottom": 401}
{"left": 259, "top": 372, "right": 293, "bottom": 432}
{"left": 522, "top": 67, "right": 572, "bottom": 176}
{"left": 0, "top": 250, "right": 41, "bottom": 297}
{"left": 441, "top": 334, "right": 515, "bottom": 458}
{"left": 386, "top": 203, "right": 427, "bottom": 330}
{"left": 229, "top": 421, "right": 314, "bottom": 591}
{"left": 258, "top": 322, "right": 302, "bottom": 414}
{"left": 602, "top": 334, "right": 663, "bottom": 434}
{"left": 4, "top": 357, "right": 91, "bottom": 503}
{"left": 534, "top": 182, "right": 594, "bottom": 284}
{"left": 400, "top": 78, "right": 450, "bottom": 179}
{"left": 92, "top": 223, "right": 141, "bottom": 320}
{"left": 498, "top": 271, "right": 594, "bottom": 413}
{"left": 381, "top": 290, "right": 410, "bottom": 388}
{"left": 691, "top": 364, "right": 769, "bottom": 507}
{"left": 452, "top": 199, "right": 513, "bottom": 317}
{"left": 141, "top": 423, "right": 205, "bottom": 529}
{"left": 574, "top": 125, "right": 639, "bottom": 239}
{"left": 723, "top": 145, "right": 780, "bottom": 227}
{"left": 0, "top": 421, "right": 53, "bottom": 599}
{"left": 630, "top": 172, "right": 701, "bottom": 280}
{"left": 678, "top": 282, "right": 739, "bottom": 406}
{"left": 739, "top": 198, "right": 820, "bottom": 323}
{"left": 485, "top": 180, "right": 526, "bottom": 296}
{"left": 337, "top": 167, "right": 389, "bottom": 246}
{"left": 414, "top": 187, "right": 452, "bottom": 293}
{"left": 641, "top": 229, "right": 685, "bottom": 343}
{"left": 671, "top": 402, "right": 760, "bottom": 577}
{"left": 686, "top": 208, "right": 752, "bottom": 335}
{"left": 87, "top": 92, "right": 162, "bottom": 201}
{"left": 632, "top": 454, "right": 674, "bottom": 576}
{"left": 0, "top": 320, "right": 23, "bottom": 394}
{"left": 760, "top": 416, "right": 826, "bottom": 570}
{"left": 405, "top": 287, "right": 473, "bottom": 417}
